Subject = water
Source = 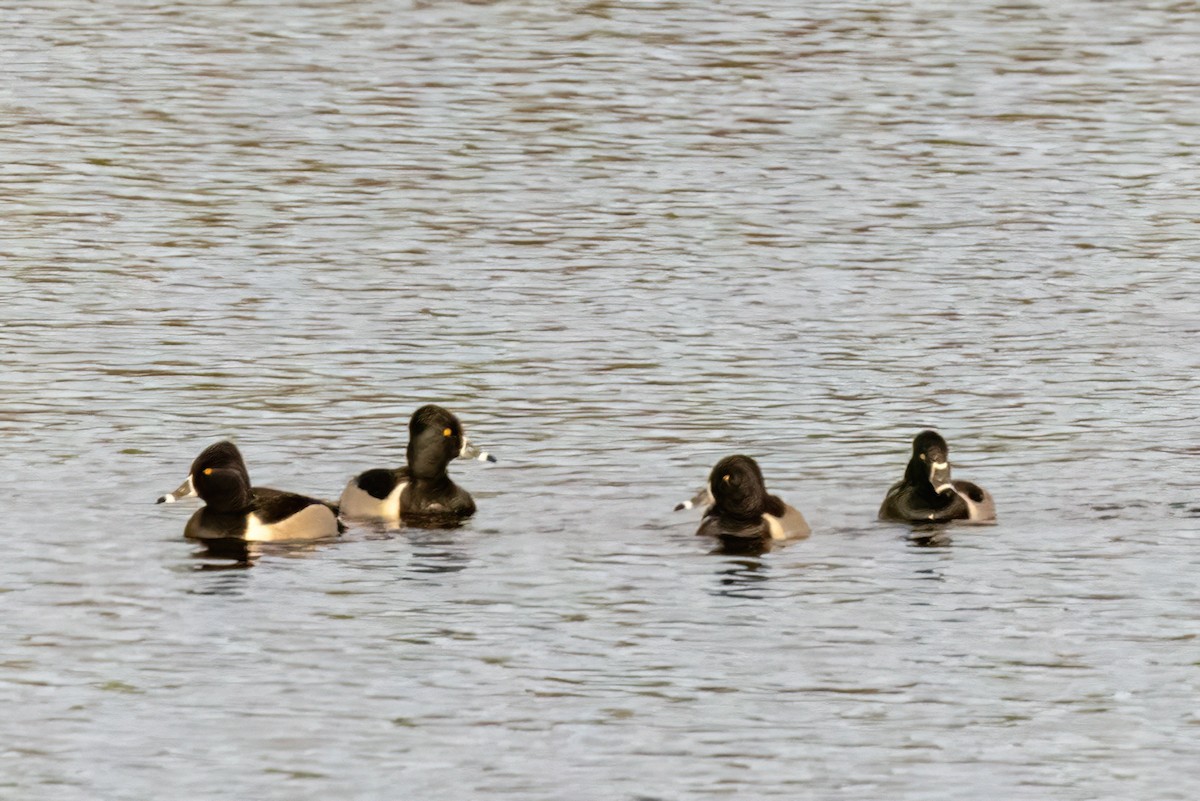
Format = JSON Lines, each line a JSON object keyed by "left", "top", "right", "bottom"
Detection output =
{"left": 2, "top": 0, "right": 1199, "bottom": 798}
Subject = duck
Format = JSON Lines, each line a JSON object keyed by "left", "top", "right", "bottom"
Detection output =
{"left": 878, "top": 430, "right": 996, "bottom": 524}
{"left": 157, "top": 441, "right": 341, "bottom": 541}
{"left": 683, "top": 455, "right": 811, "bottom": 553}
{"left": 338, "top": 404, "right": 494, "bottom": 525}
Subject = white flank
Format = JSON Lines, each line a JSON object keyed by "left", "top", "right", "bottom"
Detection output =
{"left": 339, "top": 479, "right": 407, "bottom": 522}
{"left": 244, "top": 505, "right": 338, "bottom": 542}
{"left": 763, "top": 513, "right": 786, "bottom": 540}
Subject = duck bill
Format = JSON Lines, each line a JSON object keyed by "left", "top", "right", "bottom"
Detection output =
{"left": 929, "top": 461, "right": 954, "bottom": 495}
{"left": 157, "top": 475, "right": 196, "bottom": 504}
{"left": 459, "top": 437, "right": 497, "bottom": 463}
{"left": 674, "top": 486, "right": 715, "bottom": 512}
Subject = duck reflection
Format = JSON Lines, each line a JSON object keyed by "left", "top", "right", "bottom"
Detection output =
{"left": 192, "top": 536, "right": 257, "bottom": 567}
{"left": 404, "top": 526, "right": 470, "bottom": 577}
{"left": 712, "top": 535, "right": 773, "bottom": 557}
{"left": 188, "top": 568, "right": 252, "bottom": 596}
{"left": 906, "top": 525, "right": 955, "bottom": 548}
{"left": 187, "top": 532, "right": 335, "bottom": 570}
{"left": 711, "top": 557, "right": 771, "bottom": 599}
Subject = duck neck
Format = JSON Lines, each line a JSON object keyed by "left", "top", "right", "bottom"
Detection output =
{"left": 716, "top": 494, "right": 765, "bottom": 522}
{"left": 905, "top": 458, "right": 952, "bottom": 507}
{"left": 410, "top": 472, "right": 452, "bottom": 494}
{"left": 903, "top": 456, "right": 927, "bottom": 487}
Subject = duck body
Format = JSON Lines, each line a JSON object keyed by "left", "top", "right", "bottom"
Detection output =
{"left": 698, "top": 503, "right": 811, "bottom": 553}
{"left": 339, "top": 405, "right": 490, "bottom": 526}
{"left": 159, "top": 441, "right": 340, "bottom": 542}
{"left": 694, "top": 455, "right": 811, "bottom": 553}
{"left": 878, "top": 430, "right": 995, "bottom": 524}
{"left": 184, "top": 487, "right": 340, "bottom": 542}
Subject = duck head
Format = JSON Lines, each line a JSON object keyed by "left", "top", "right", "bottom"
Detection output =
{"left": 406, "top": 405, "right": 494, "bottom": 481}
{"left": 709, "top": 455, "right": 770, "bottom": 521}
{"left": 905, "top": 430, "right": 955, "bottom": 495}
{"left": 158, "top": 440, "right": 254, "bottom": 513}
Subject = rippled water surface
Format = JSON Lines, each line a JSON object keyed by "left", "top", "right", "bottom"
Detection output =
{"left": 3, "top": 1, "right": 1199, "bottom": 798}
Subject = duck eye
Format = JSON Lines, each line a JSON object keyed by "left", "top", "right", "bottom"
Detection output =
{"left": 203, "top": 468, "right": 213, "bottom": 475}
{"left": 722, "top": 474, "right": 731, "bottom": 483}
{"left": 919, "top": 454, "right": 927, "bottom": 462}
{"left": 443, "top": 428, "right": 452, "bottom": 437}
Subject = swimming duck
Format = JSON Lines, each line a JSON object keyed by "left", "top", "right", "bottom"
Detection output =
{"left": 338, "top": 404, "right": 494, "bottom": 525}
{"left": 878, "top": 430, "right": 996, "bottom": 524}
{"left": 684, "top": 455, "right": 811, "bottom": 553}
{"left": 157, "top": 441, "right": 341, "bottom": 541}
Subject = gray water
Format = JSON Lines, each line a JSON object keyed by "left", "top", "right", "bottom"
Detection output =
{"left": 2, "top": 0, "right": 1199, "bottom": 798}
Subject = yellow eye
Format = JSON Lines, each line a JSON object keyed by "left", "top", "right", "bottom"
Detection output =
{"left": 722, "top": 474, "right": 731, "bottom": 483}
{"left": 443, "top": 428, "right": 452, "bottom": 437}
{"left": 203, "top": 468, "right": 213, "bottom": 475}
{"left": 919, "top": 454, "right": 927, "bottom": 462}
